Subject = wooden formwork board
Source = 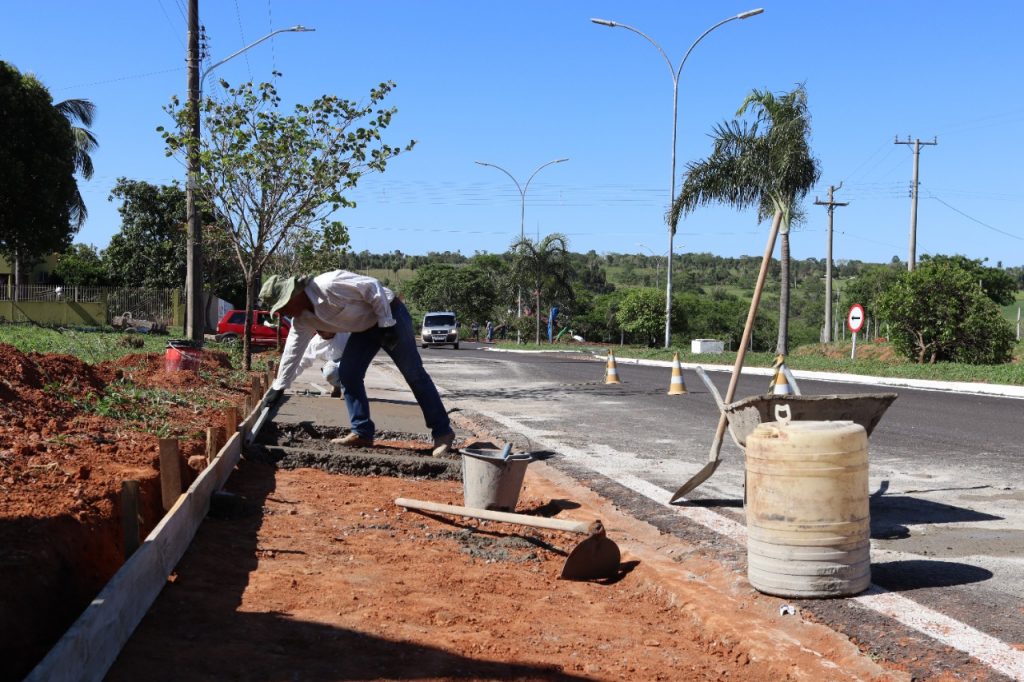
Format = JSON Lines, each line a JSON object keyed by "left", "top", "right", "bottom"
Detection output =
{"left": 25, "top": 392, "right": 273, "bottom": 682}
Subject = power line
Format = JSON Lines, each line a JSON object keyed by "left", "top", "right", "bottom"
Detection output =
{"left": 233, "top": 0, "right": 254, "bottom": 81}
{"left": 155, "top": 0, "right": 186, "bottom": 49}
{"left": 54, "top": 66, "right": 185, "bottom": 91}
{"left": 926, "top": 194, "right": 1024, "bottom": 241}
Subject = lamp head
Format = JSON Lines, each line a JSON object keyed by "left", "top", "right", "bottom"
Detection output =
{"left": 290, "top": 25, "right": 316, "bottom": 32}
{"left": 737, "top": 8, "right": 764, "bottom": 19}
{"left": 590, "top": 18, "right": 617, "bottom": 27}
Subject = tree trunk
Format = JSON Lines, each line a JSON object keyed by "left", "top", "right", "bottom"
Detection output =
{"left": 776, "top": 230, "right": 791, "bottom": 355}
{"left": 243, "top": 276, "right": 256, "bottom": 371}
{"left": 534, "top": 289, "right": 541, "bottom": 345}
{"left": 12, "top": 250, "right": 19, "bottom": 302}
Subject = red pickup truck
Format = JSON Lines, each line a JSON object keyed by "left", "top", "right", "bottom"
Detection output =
{"left": 215, "top": 309, "right": 290, "bottom": 346}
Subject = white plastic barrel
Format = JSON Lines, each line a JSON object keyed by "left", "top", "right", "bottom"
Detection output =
{"left": 745, "top": 419, "right": 871, "bottom": 598}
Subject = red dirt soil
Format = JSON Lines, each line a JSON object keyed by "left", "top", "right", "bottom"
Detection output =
{"left": 107, "top": 464, "right": 899, "bottom": 681}
{"left": 0, "top": 343, "right": 252, "bottom": 680}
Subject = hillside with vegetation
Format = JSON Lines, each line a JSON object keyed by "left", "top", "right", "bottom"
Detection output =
{"left": 329, "top": 247, "right": 1022, "bottom": 357}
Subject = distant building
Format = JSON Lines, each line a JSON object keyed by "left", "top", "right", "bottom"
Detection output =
{"left": 0, "top": 253, "right": 59, "bottom": 290}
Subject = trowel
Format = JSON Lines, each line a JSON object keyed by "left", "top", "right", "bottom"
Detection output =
{"left": 395, "top": 497, "right": 621, "bottom": 581}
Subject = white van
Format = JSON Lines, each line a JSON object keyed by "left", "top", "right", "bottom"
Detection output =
{"left": 420, "top": 311, "right": 459, "bottom": 350}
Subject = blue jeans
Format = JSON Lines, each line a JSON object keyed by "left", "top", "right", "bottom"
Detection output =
{"left": 338, "top": 299, "right": 452, "bottom": 439}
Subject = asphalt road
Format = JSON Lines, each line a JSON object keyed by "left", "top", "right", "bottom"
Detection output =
{"left": 417, "top": 342, "right": 1024, "bottom": 678}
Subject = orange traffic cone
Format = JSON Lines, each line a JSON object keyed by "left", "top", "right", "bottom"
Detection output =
{"left": 604, "top": 350, "right": 621, "bottom": 384}
{"left": 667, "top": 352, "right": 687, "bottom": 395}
{"left": 767, "top": 354, "right": 793, "bottom": 395}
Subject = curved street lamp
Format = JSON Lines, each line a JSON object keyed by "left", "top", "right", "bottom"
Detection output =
{"left": 475, "top": 158, "right": 569, "bottom": 337}
{"left": 592, "top": 9, "right": 764, "bottom": 348}
{"left": 474, "top": 158, "right": 569, "bottom": 243}
{"left": 200, "top": 25, "right": 316, "bottom": 95}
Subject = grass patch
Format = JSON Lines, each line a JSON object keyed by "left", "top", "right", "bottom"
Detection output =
{"left": 66, "top": 379, "right": 231, "bottom": 438}
{"left": 0, "top": 323, "right": 182, "bottom": 363}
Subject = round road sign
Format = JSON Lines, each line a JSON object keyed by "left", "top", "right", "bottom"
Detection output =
{"left": 847, "top": 304, "right": 865, "bottom": 333}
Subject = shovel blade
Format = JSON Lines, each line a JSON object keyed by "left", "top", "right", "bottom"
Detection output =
{"left": 560, "top": 534, "right": 621, "bottom": 581}
{"left": 669, "top": 459, "right": 721, "bottom": 505}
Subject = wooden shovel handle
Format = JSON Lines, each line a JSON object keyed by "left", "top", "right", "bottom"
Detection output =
{"left": 707, "top": 210, "right": 783, "bottom": 463}
{"left": 395, "top": 498, "right": 593, "bottom": 534}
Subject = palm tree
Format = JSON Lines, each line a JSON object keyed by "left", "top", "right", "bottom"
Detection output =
{"left": 509, "top": 233, "right": 575, "bottom": 344}
{"left": 669, "top": 84, "right": 819, "bottom": 354}
{"left": 55, "top": 98, "right": 98, "bottom": 228}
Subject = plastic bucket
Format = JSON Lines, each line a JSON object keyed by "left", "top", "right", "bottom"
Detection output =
{"left": 165, "top": 340, "right": 202, "bottom": 373}
{"left": 461, "top": 448, "right": 534, "bottom": 512}
{"left": 745, "top": 419, "right": 871, "bottom": 598}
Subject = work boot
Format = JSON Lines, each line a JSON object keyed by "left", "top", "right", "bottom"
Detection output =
{"left": 331, "top": 432, "right": 374, "bottom": 447}
{"left": 431, "top": 431, "right": 457, "bottom": 457}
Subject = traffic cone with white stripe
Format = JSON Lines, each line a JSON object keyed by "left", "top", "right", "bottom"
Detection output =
{"left": 667, "top": 352, "right": 687, "bottom": 395}
{"left": 604, "top": 350, "right": 621, "bottom": 384}
{"left": 767, "top": 354, "right": 793, "bottom": 395}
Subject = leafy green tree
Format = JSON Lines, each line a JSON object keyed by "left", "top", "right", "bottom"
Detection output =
{"left": 53, "top": 243, "right": 109, "bottom": 286}
{"left": 55, "top": 98, "right": 98, "bottom": 227}
{"left": 877, "top": 259, "right": 1015, "bottom": 364}
{"left": 402, "top": 263, "right": 497, "bottom": 326}
{"left": 161, "top": 76, "right": 414, "bottom": 366}
{"left": 575, "top": 289, "right": 629, "bottom": 343}
{"left": 616, "top": 288, "right": 665, "bottom": 347}
{"left": 0, "top": 61, "right": 78, "bottom": 280}
{"left": 268, "top": 222, "right": 351, "bottom": 276}
{"left": 469, "top": 253, "right": 511, "bottom": 307}
{"left": 509, "top": 234, "right": 576, "bottom": 344}
{"left": 670, "top": 84, "right": 820, "bottom": 355}
{"left": 839, "top": 263, "right": 904, "bottom": 336}
{"left": 918, "top": 254, "right": 1016, "bottom": 306}
{"left": 104, "top": 178, "right": 245, "bottom": 310}
{"left": 104, "top": 179, "right": 188, "bottom": 289}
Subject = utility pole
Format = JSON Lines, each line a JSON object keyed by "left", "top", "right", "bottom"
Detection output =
{"left": 814, "top": 182, "right": 848, "bottom": 343}
{"left": 894, "top": 135, "right": 937, "bottom": 272}
{"left": 184, "top": 0, "right": 203, "bottom": 342}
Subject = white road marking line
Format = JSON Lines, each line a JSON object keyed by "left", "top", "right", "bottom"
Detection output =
{"left": 474, "top": 407, "right": 1024, "bottom": 680}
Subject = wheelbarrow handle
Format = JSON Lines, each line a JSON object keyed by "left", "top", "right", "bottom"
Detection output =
{"left": 395, "top": 498, "right": 594, "bottom": 535}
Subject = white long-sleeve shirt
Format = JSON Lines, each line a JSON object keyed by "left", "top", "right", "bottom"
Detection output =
{"left": 271, "top": 270, "right": 395, "bottom": 391}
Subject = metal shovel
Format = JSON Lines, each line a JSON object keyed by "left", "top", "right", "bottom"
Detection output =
{"left": 395, "top": 497, "right": 621, "bottom": 581}
{"left": 670, "top": 210, "right": 783, "bottom": 504}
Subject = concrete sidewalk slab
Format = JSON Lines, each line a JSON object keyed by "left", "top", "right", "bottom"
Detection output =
{"left": 274, "top": 357, "right": 454, "bottom": 437}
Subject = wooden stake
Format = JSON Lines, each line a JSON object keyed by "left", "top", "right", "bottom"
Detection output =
{"left": 205, "top": 427, "right": 221, "bottom": 464}
{"left": 121, "top": 480, "right": 140, "bottom": 560}
{"left": 158, "top": 438, "right": 182, "bottom": 512}
{"left": 222, "top": 406, "right": 238, "bottom": 433}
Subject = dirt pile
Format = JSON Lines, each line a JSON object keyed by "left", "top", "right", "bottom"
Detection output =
{"left": 0, "top": 343, "right": 254, "bottom": 680}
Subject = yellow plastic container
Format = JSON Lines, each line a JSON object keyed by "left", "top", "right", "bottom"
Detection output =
{"left": 745, "top": 419, "right": 870, "bottom": 598}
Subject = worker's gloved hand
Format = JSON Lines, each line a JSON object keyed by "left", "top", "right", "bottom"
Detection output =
{"left": 265, "top": 388, "right": 283, "bottom": 405}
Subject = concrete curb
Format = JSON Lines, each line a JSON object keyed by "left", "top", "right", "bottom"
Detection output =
{"left": 481, "top": 346, "right": 1024, "bottom": 399}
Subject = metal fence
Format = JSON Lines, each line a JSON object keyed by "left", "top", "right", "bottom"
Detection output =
{"left": 0, "top": 284, "right": 179, "bottom": 325}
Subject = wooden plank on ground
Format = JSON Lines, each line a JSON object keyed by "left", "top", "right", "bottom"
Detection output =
{"left": 25, "top": 390, "right": 270, "bottom": 682}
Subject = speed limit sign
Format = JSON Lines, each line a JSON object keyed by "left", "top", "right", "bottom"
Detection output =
{"left": 847, "top": 304, "right": 865, "bottom": 333}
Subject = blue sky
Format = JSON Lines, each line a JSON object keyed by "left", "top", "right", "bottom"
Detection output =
{"left": 3, "top": 1, "right": 1022, "bottom": 266}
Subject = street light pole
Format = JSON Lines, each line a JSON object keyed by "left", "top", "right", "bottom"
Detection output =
{"left": 592, "top": 9, "right": 764, "bottom": 349}
{"left": 637, "top": 242, "right": 667, "bottom": 289}
{"left": 184, "top": 19, "right": 314, "bottom": 341}
{"left": 475, "top": 158, "right": 569, "bottom": 326}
